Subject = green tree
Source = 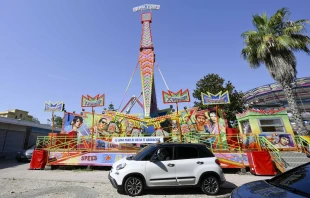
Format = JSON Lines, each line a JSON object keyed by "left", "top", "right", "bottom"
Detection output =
{"left": 54, "top": 116, "right": 63, "bottom": 128}
{"left": 108, "top": 103, "right": 115, "bottom": 111}
{"left": 193, "top": 73, "right": 245, "bottom": 127}
{"left": 241, "top": 8, "right": 310, "bottom": 135}
{"left": 31, "top": 117, "right": 40, "bottom": 124}
{"left": 47, "top": 116, "right": 62, "bottom": 128}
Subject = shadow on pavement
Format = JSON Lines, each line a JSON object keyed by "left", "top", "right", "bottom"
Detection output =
{"left": 144, "top": 181, "right": 236, "bottom": 196}
{"left": 0, "top": 159, "right": 29, "bottom": 170}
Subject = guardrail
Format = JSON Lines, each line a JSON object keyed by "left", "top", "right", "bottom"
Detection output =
{"left": 294, "top": 136, "right": 310, "bottom": 155}
{"left": 36, "top": 133, "right": 261, "bottom": 153}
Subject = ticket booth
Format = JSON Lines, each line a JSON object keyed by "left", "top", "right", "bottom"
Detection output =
{"left": 236, "top": 108, "right": 297, "bottom": 151}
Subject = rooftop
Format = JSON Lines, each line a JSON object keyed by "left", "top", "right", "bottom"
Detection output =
{"left": 0, "top": 109, "right": 30, "bottom": 114}
{"left": 0, "top": 116, "right": 61, "bottom": 131}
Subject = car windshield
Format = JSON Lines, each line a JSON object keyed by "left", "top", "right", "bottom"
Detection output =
{"left": 268, "top": 163, "right": 310, "bottom": 196}
{"left": 132, "top": 145, "right": 157, "bottom": 161}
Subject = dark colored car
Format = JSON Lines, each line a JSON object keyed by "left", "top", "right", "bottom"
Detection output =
{"left": 230, "top": 162, "right": 310, "bottom": 198}
{"left": 15, "top": 145, "right": 35, "bottom": 162}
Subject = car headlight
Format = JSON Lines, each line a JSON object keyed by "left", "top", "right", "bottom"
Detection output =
{"left": 116, "top": 163, "right": 126, "bottom": 170}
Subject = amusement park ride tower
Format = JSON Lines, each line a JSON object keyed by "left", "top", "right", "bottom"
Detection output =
{"left": 134, "top": 4, "right": 160, "bottom": 119}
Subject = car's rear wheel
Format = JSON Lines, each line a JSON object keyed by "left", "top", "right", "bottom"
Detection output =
{"left": 201, "top": 175, "right": 220, "bottom": 195}
{"left": 124, "top": 176, "right": 144, "bottom": 196}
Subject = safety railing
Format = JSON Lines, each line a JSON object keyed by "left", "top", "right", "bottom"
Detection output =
{"left": 294, "top": 136, "right": 310, "bottom": 155}
{"left": 36, "top": 133, "right": 261, "bottom": 153}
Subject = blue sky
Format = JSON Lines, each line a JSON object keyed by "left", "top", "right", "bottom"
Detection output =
{"left": 0, "top": 0, "right": 309, "bottom": 124}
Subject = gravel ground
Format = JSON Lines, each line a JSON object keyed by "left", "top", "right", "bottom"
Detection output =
{"left": 0, "top": 160, "right": 272, "bottom": 198}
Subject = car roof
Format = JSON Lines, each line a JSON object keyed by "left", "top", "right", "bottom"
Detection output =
{"left": 155, "top": 143, "right": 206, "bottom": 148}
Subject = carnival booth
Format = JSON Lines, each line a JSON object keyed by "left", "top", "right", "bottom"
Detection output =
{"left": 236, "top": 108, "right": 310, "bottom": 174}
{"left": 236, "top": 108, "right": 297, "bottom": 151}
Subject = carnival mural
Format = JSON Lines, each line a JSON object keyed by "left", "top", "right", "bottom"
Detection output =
{"left": 176, "top": 107, "right": 228, "bottom": 148}
{"left": 259, "top": 133, "right": 296, "bottom": 149}
{"left": 63, "top": 112, "right": 148, "bottom": 138}
{"left": 178, "top": 107, "right": 227, "bottom": 135}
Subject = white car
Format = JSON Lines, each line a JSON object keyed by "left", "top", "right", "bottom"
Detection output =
{"left": 109, "top": 143, "right": 226, "bottom": 196}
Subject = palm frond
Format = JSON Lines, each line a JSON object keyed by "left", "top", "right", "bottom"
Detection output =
{"left": 276, "top": 35, "right": 293, "bottom": 48}
{"left": 241, "top": 46, "right": 261, "bottom": 68}
{"left": 241, "top": 30, "right": 258, "bottom": 39}
{"left": 289, "top": 34, "right": 310, "bottom": 54}
{"left": 269, "top": 7, "right": 290, "bottom": 28}
{"left": 283, "top": 25, "right": 305, "bottom": 34}
{"left": 252, "top": 14, "right": 267, "bottom": 31}
{"left": 294, "top": 19, "right": 310, "bottom": 25}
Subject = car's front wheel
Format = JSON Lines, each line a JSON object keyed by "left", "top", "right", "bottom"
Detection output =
{"left": 201, "top": 175, "right": 220, "bottom": 195}
{"left": 124, "top": 176, "right": 144, "bottom": 196}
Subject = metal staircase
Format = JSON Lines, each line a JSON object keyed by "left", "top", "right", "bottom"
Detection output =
{"left": 258, "top": 136, "right": 310, "bottom": 172}
{"left": 280, "top": 151, "right": 310, "bottom": 171}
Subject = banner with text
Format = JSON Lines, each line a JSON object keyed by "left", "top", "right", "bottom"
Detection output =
{"left": 112, "top": 137, "right": 164, "bottom": 144}
{"left": 201, "top": 91, "right": 230, "bottom": 105}
{"left": 162, "top": 89, "right": 190, "bottom": 104}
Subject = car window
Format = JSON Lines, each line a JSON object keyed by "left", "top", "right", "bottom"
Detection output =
{"left": 155, "top": 147, "right": 173, "bottom": 161}
{"left": 269, "top": 163, "right": 310, "bottom": 196}
{"left": 133, "top": 145, "right": 157, "bottom": 161}
{"left": 176, "top": 146, "right": 199, "bottom": 160}
{"left": 198, "top": 147, "right": 214, "bottom": 158}
{"left": 27, "top": 145, "right": 35, "bottom": 150}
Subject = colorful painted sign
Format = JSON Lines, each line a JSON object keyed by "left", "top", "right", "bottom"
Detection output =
{"left": 259, "top": 133, "right": 296, "bottom": 149}
{"left": 201, "top": 91, "right": 230, "bottom": 105}
{"left": 112, "top": 137, "right": 163, "bottom": 144}
{"left": 49, "top": 151, "right": 247, "bottom": 168}
{"left": 133, "top": 4, "right": 160, "bottom": 12}
{"left": 63, "top": 112, "right": 145, "bottom": 137}
{"left": 215, "top": 153, "right": 249, "bottom": 168}
{"left": 49, "top": 152, "right": 136, "bottom": 166}
{"left": 162, "top": 89, "right": 190, "bottom": 104}
{"left": 178, "top": 107, "right": 227, "bottom": 135}
{"left": 81, "top": 94, "right": 105, "bottom": 107}
{"left": 44, "top": 101, "right": 64, "bottom": 112}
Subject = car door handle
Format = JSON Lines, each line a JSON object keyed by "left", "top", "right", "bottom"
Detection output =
{"left": 197, "top": 161, "right": 204, "bottom": 165}
{"left": 167, "top": 163, "right": 175, "bottom": 167}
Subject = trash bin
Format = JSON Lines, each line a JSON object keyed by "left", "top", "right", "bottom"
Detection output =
{"left": 29, "top": 150, "right": 47, "bottom": 170}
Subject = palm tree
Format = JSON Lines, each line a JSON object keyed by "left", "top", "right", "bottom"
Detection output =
{"left": 241, "top": 8, "right": 310, "bottom": 135}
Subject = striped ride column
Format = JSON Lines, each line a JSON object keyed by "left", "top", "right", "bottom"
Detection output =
{"left": 139, "top": 12, "right": 155, "bottom": 118}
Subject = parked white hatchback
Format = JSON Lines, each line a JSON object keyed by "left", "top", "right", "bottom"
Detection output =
{"left": 109, "top": 143, "right": 226, "bottom": 196}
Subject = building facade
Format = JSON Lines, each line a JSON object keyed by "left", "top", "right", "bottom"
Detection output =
{"left": 244, "top": 77, "right": 310, "bottom": 131}
{"left": 0, "top": 109, "right": 34, "bottom": 121}
{"left": 0, "top": 117, "right": 61, "bottom": 159}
